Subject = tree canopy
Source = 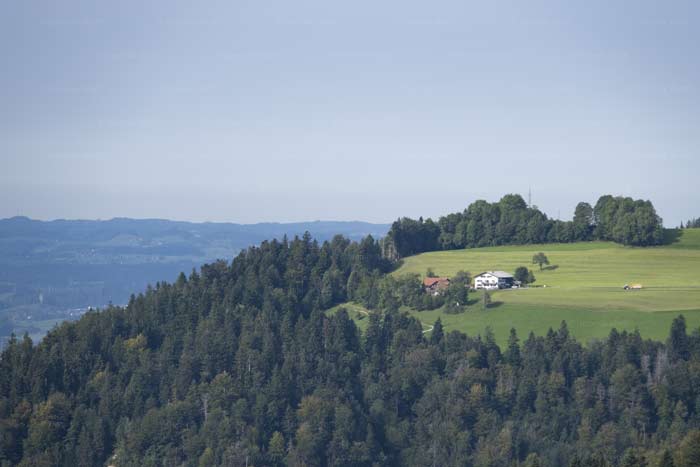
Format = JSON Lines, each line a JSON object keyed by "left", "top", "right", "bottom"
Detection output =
{"left": 532, "top": 252, "right": 550, "bottom": 270}
{"left": 385, "top": 194, "right": 665, "bottom": 258}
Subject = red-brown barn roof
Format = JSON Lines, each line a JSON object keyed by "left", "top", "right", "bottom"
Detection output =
{"left": 423, "top": 277, "right": 450, "bottom": 287}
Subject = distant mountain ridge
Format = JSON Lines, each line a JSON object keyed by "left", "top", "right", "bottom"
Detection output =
{"left": 0, "top": 216, "right": 388, "bottom": 241}
{"left": 0, "top": 216, "right": 389, "bottom": 342}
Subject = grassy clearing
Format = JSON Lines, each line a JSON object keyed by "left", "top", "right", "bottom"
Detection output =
{"left": 387, "top": 228, "right": 700, "bottom": 345}
{"left": 326, "top": 302, "right": 436, "bottom": 334}
{"left": 326, "top": 302, "right": 372, "bottom": 332}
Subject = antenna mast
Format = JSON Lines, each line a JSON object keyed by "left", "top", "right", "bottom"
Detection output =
{"left": 528, "top": 186, "right": 532, "bottom": 208}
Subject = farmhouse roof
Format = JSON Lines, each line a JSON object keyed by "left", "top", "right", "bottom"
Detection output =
{"left": 475, "top": 271, "right": 513, "bottom": 279}
{"left": 423, "top": 277, "right": 450, "bottom": 287}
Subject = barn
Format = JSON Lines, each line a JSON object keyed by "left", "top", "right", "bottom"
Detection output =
{"left": 423, "top": 277, "right": 451, "bottom": 295}
{"left": 474, "top": 271, "right": 514, "bottom": 290}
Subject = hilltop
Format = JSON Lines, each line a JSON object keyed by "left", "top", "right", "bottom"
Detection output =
{"left": 391, "top": 228, "right": 700, "bottom": 344}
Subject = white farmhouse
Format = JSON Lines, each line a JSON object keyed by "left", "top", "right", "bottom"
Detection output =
{"left": 473, "top": 271, "right": 514, "bottom": 290}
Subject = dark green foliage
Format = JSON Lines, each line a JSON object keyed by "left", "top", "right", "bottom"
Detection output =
{"left": 573, "top": 202, "right": 595, "bottom": 241}
{"left": 372, "top": 273, "right": 442, "bottom": 312}
{"left": 0, "top": 217, "right": 390, "bottom": 342}
{"left": 620, "top": 449, "right": 647, "bottom": 467}
{"left": 0, "top": 233, "right": 698, "bottom": 466}
{"left": 429, "top": 319, "right": 444, "bottom": 346}
{"left": 658, "top": 449, "right": 675, "bottom": 467}
{"left": 594, "top": 195, "right": 664, "bottom": 246}
{"left": 677, "top": 430, "right": 700, "bottom": 467}
{"left": 386, "top": 194, "right": 664, "bottom": 258}
{"left": 504, "top": 328, "right": 521, "bottom": 366}
{"left": 514, "top": 266, "right": 529, "bottom": 283}
{"left": 443, "top": 271, "right": 470, "bottom": 313}
{"left": 668, "top": 315, "right": 689, "bottom": 362}
{"left": 524, "top": 453, "right": 543, "bottom": 467}
{"left": 681, "top": 218, "right": 700, "bottom": 229}
{"left": 514, "top": 266, "right": 536, "bottom": 285}
{"left": 385, "top": 217, "right": 440, "bottom": 258}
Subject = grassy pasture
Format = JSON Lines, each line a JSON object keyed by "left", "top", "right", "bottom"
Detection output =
{"left": 395, "top": 231, "right": 700, "bottom": 289}
{"left": 388, "top": 228, "right": 700, "bottom": 345}
{"left": 402, "top": 304, "right": 700, "bottom": 347}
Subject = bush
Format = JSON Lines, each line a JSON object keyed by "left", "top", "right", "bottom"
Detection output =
{"left": 514, "top": 266, "right": 536, "bottom": 285}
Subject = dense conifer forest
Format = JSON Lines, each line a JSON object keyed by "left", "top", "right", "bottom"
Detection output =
{"left": 2, "top": 228, "right": 700, "bottom": 466}
{"left": 385, "top": 194, "right": 664, "bottom": 258}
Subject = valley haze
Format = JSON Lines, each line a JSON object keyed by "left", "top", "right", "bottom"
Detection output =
{"left": 0, "top": 216, "right": 389, "bottom": 344}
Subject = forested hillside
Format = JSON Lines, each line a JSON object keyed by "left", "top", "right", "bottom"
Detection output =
{"left": 2, "top": 233, "right": 700, "bottom": 466}
{"left": 385, "top": 194, "right": 664, "bottom": 258}
{"left": 0, "top": 217, "right": 389, "bottom": 345}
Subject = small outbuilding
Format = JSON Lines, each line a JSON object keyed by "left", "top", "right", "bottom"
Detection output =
{"left": 474, "top": 271, "right": 514, "bottom": 290}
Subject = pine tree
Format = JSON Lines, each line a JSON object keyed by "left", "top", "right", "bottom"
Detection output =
{"left": 677, "top": 430, "right": 700, "bottom": 467}
{"left": 668, "top": 315, "right": 689, "bottom": 362}
{"left": 620, "top": 449, "right": 647, "bottom": 467}
{"left": 429, "top": 318, "right": 444, "bottom": 346}
{"left": 504, "top": 328, "right": 521, "bottom": 366}
{"left": 524, "top": 452, "right": 542, "bottom": 467}
{"left": 268, "top": 431, "right": 286, "bottom": 465}
{"left": 657, "top": 449, "right": 675, "bottom": 467}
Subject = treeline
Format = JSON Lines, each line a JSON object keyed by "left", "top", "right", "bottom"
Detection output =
{"left": 2, "top": 233, "right": 700, "bottom": 466}
{"left": 681, "top": 218, "right": 700, "bottom": 229}
{"left": 385, "top": 194, "right": 664, "bottom": 258}
{"left": 349, "top": 271, "right": 471, "bottom": 315}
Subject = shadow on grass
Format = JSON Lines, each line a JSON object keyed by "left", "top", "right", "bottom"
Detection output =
{"left": 663, "top": 228, "right": 682, "bottom": 245}
{"left": 388, "top": 259, "right": 405, "bottom": 273}
{"left": 483, "top": 301, "right": 504, "bottom": 309}
{"left": 542, "top": 264, "right": 559, "bottom": 271}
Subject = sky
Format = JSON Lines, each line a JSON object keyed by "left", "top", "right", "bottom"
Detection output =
{"left": 1, "top": 1, "right": 698, "bottom": 225}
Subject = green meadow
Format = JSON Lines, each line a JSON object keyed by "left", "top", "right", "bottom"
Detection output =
{"left": 335, "top": 229, "right": 700, "bottom": 346}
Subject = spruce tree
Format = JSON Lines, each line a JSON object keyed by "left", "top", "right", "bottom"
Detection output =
{"left": 429, "top": 318, "right": 444, "bottom": 346}
{"left": 668, "top": 315, "right": 689, "bottom": 361}
{"left": 658, "top": 449, "right": 675, "bottom": 467}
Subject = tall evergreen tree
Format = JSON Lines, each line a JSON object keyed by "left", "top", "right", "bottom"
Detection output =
{"left": 668, "top": 315, "right": 689, "bottom": 362}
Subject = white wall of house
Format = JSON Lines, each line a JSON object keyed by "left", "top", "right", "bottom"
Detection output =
{"left": 474, "top": 273, "right": 500, "bottom": 290}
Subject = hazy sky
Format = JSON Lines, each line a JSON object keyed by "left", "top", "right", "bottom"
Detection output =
{"left": 1, "top": 1, "right": 698, "bottom": 225}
